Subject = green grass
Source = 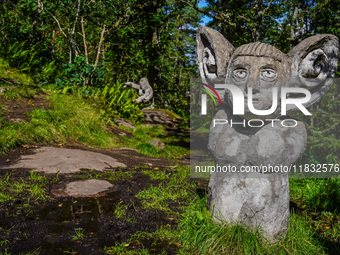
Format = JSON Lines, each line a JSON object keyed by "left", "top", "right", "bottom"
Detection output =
{"left": 133, "top": 164, "right": 340, "bottom": 254}
{"left": 75, "top": 169, "right": 136, "bottom": 182}
{"left": 1, "top": 85, "right": 38, "bottom": 100}
{"left": 0, "top": 63, "right": 190, "bottom": 161}
{"left": 140, "top": 168, "right": 169, "bottom": 181}
{"left": 290, "top": 178, "right": 340, "bottom": 244}
{"left": 119, "top": 125, "right": 189, "bottom": 159}
{"left": 0, "top": 92, "right": 119, "bottom": 154}
{"left": 135, "top": 165, "right": 195, "bottom": 212}
{"left": 176, "top": 195, "right": 327, "bottom": 255}
{"left": 72, "top": 228, "right": 85, "bottom": 241}
{"left": 290, "top": 178, "right": 340, "bottom": 212}
{"left": 0, "top": 170, "right": 56, "bottom": 202}
{"left": 114, "top": 203, "right": 128, "bottom": 219}
{"left": 0, "top": 88, "right": 189, "bottom": 162}
{"left": 104, "top": 242, "right": 151, "bottom": 255}
{"left": 0, "top": 58, "right": 33, "bottom": 86}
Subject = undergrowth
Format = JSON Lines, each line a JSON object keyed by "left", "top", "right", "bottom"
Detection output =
{"left": 0, "top": 92, "right": 119, "bottom": 154}
{"left": 0, "top": 58, "right": 33, "bottom": 86}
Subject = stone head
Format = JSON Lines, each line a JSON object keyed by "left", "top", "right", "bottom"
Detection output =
{"left": 140, "top": 78, "right": 149, "bottom": 90}
{"left": 196, "top": 26, "right": 339, "bottom": 119}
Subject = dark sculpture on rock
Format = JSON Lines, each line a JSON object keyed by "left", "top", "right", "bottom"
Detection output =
{"left": 196, "top": 26, "right": 339, "bottom": 241}
{"left": 124, "top": 77, "right": 153, "bottom": 104}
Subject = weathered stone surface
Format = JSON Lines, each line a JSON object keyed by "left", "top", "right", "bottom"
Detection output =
{"left": 196, "top": 26, "right": 339, "bottom": 241}
{"left": 0, "top": 146, "right": 126, "bottom": 174}
{"left": 149, "top": 139, "right": 165, "bottom": 149}
{"left": 208, "top": 109, "right": 307, "bottom": 167}
{"left": 207, "top": 172, "right": 290, "bottom": 240}
{"left": 116, "top": 118, "right": 136, "bottom": 131}
{"left": 65, "top": 179, "right": 114, "bottom": 197}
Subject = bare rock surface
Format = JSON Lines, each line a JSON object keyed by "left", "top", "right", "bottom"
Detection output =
{"left": 0, "top": 146, "right": 126, "bottom": 174}
{"left": 116, "top": 118, "right": 136, "bottom": 130}
{"left": 149, "top": 139, "right": 165, "bottom": 149}
{"left": 65, "top": 179, "right": 114, "bottom": 197}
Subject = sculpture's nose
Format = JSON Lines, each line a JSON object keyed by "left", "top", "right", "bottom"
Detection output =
{"left": 246, "top": 68, "right": 261, "bottom": 94}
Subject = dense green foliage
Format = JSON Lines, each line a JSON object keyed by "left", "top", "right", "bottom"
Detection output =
{"left": 1, "top": 0, "right": 339, "bottom": 161}
{"left": 0, "top": 0, "right": 201, "bottom": 118}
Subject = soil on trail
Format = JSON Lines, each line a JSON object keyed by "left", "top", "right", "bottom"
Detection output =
{"left": 0, "top": 167, "right": 184, "bottom": 254}
{"left": 0, "top": 145, "right": 195, "bottom": 254}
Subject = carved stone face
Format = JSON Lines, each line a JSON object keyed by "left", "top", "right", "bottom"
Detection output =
{"left": 229, "top": 55, "right": 287, "bottom": 118}
{"left": 196, "top": 27, "right": 339, "bottom": 119}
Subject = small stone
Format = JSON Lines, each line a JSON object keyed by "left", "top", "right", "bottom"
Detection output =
{"left": 9, "top": 118, "right": 24, "bottom": 123}
{"left": 5, "top": 159, "right": 10, "bottom": 163}
{"left": 115, "top": 118, "right": 136, "bottom": 131}
{"left": 149, "top": 139, "right": 165, "bottom": 149}
{"left": 65, "top": 179, "right": 114, "bottom": 197}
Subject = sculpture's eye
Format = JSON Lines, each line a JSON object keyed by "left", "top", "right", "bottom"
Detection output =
{"left": 233, "top": 69, "right": 248, "bottom": 80}
{"left": 261, "top": 69, "right": 277, "bottom": 81}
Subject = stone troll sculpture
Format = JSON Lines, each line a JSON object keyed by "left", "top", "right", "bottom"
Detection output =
{"left": 124, "top": 77, "right": 154, "bottom": 104}
{"left": 196, "top": 26, "right": 339, "bottom": 241}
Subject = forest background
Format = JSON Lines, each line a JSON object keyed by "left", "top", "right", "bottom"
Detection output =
{"left": 0, "top": 0, "right": 339, "bottom": 165}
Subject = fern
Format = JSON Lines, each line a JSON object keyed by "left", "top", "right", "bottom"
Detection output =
{"left": 99, "top": 81, "right": 143, "bottom": 123}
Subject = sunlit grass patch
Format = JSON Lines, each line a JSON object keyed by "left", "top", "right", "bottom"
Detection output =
{"left": 2, "top": 86, "right": 38, "bottom": 100}
{"left": 135, "top": 166, "right": 194, "bottom": 212}
{"left": 140, "top": 168, "right": 169, "bottom": 181}
{"left": 119, "top": 125, "right": 189, "bottom": 159}
{"left": 0, "top": 92, "right": 119, "bottom": 154}
{"left": 177, "top": 196, "right": 326, "bottom": 255}
{"left": 0, "top": 170, "right": 55, "bottom": 202}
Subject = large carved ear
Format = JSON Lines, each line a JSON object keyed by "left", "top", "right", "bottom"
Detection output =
{"left": 196, "top": 26, "right": 234, "bottom": 89}
{"left": 288, "top": 34, "right": 339, "bottom": 112}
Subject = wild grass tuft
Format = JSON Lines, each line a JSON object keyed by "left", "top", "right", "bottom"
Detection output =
{"left": 177, "top": 196, "right": 326, "bottom": 255}
{"left": 135, "top": 165, "right": 195, "bottom": 212}
{"left": 290, "top": 178, "right": 340, "bottom": 212}
{"left": 0, "top": 170, "right": 52, "bottom": 202}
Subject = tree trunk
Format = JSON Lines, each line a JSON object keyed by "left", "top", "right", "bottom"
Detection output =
{"left": 81, "top": 16, "right": 88, "bottom": 64}
{"left": 253, "top": 0, "right": 263, "bottom": 41}
{"left": 94, "top": 24, "right": 106, "bottom": 67}
{"left": 290, "top": 5, "right": 298, "bottom": 47}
